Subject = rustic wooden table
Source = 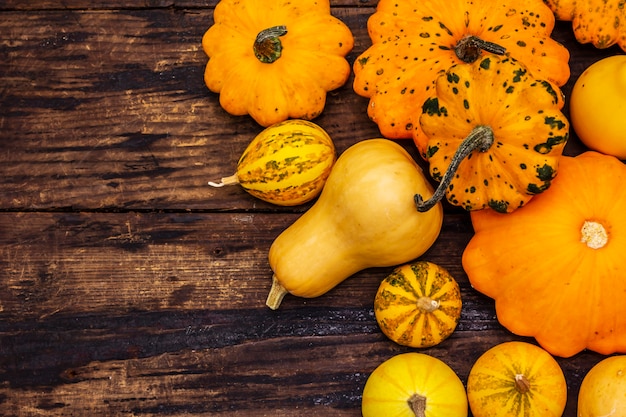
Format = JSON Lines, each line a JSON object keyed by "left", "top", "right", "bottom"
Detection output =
{"left": 1, "top": 1, "right": 623, "bottom": 416}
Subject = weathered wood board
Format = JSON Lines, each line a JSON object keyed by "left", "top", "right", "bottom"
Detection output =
{"left": 1, "top": 1, "right": 623, "bottom": 416}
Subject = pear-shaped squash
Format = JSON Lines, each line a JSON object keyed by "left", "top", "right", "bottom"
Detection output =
{"left": 266, "top": 139, "right": 443, "bottom": 309}
{"left": 463, "top": 151, "right": 626, "bottom": 357}
{"left": 353, "top": 0, "right": 570, "bottom": 141}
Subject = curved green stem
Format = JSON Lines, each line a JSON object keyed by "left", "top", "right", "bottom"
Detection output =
{"left": 415, "top": 125, "right": 494, "bottom": 212}
{"left": 254, "top": 25, "right": 288, "bottom": 63}
{"left": 455, "top": 35, "right": 506, "bottom": 63}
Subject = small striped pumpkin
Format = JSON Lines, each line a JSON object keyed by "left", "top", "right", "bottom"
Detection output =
{"left": 374, "top": 261, "right": 462, "bottom": 348}
{"left": 210, "top": 119, "right": 336, "bottom": 206}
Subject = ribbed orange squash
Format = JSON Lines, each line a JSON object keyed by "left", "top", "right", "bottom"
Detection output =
{"left": 374, "top": 261, "right": 462, "bottom": 348}
{"left": 203, "top": 0, "right": 354, "bottom": 126}
{"left": 463, "top": 151, "right": 626, "bottom": 357}
{"left": 352, "top": 0, "right": 570, "bottom": 142}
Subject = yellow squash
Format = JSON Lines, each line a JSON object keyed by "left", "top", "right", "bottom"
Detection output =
{"left": 467, "top": 341, "right": 567, "bottom": 417}
{"left": 374, "top": 261, "right": 462, "bottom": 348}
{"left": 209, "top": 120, "right": 336, "bottom": 206}
{"left": 578, "top": 355, "right": 626, "bottom": 416}
{"left": 362, "top": 352, "right": 468, "bottom": 417}
{"left": 570, "top": 55, "right": 626, "bottom": 159}
{"left": 266, "top": 139, "right": 443, "bottom": 309}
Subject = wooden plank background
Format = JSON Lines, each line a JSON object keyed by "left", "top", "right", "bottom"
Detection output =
{"left": 0, "top": 1, "right": 623, "bottom": 415}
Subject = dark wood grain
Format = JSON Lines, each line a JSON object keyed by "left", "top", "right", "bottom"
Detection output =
{"left": 0, "top": 2, "right": 623, "bottom": 416}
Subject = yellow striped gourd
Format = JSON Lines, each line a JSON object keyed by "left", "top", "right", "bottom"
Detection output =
{"left": 374, "top": 261, "right": 462, "bottom": 348}
{"left": 210, "top": 119, "right": 336, "bottom": 206}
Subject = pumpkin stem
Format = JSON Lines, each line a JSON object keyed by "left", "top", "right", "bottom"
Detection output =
{"left": 266, "top": 274, "right": 289, "bottom": 310}
{"left": 254, "top": 25, "right": 288, "bottom": 64}
{"left": 408, "top": 393, "right": 427, "bottom": 417}
{"left": 514, "top": 374, "right": 531, "bottom": 394}
{"left": 415, "top": 125, "right": 494, "bottom": 212}
{"left": 208, "top": 174, "right": 239, "bottom": 188}
{"left": 455, "top": 35, "right": 506, "bottom": 63}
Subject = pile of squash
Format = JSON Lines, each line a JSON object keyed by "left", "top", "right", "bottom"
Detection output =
{"left": 202, "top": 0, "right": 626, "bottom": 414}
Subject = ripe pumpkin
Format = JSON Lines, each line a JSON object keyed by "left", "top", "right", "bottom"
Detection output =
{"left": 266, "top": 139, "right": 443, "bottom": 309}
{"left": 462, "top": 151, "right": 626, "bottom": 357}
{"left": 202, "top": 0, "right": 354, "bottom": 127}
{"left": 570, "top": 55, "right": 626, "bottom": 159}
{"left": 362, "top": 352, "right": 468, "bottom": 417}
{"left": 352, "top": 0, "right": 570, "bottom": 141}
{"left": 208, "top": 119, "right": 336, "bottom": 206}
{"left": 578, "top": 355, "right": 626, "bottom": 416}
{"left": 374, "top": 261, "right": 462, "bottom": 348}
{"left": 543, "top": 0, "right": 626, "bottom": 51}
{"left": 415, "top": 55, "right": 568, "bottom": 213}
{"left": 467, "top": 341, "right": 567, "bottom": 417}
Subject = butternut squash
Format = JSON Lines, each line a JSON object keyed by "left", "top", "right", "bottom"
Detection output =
{"left": 265, "top": 139, "right": 443, "bottom": 309}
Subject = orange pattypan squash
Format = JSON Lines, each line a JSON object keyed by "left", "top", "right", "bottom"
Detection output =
{"left": 544, "top": 0, "right": 626, "bottom": 51}
{"left": 462, "top": 151, "right": 626, "bottom": 357}
{"left": 202, "top": 0, "right": 354, "bottom": 126}
{"left": 352, "top": 0, "right": 570, "bottom": 141}
{"left": 415, "top": 55, "right": 568, "bottom": 213}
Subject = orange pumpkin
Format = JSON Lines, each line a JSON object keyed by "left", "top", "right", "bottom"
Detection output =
{"left": 462, "top": 151, "right": 626, "bottom": 357}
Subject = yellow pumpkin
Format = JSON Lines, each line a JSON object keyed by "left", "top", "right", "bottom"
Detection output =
{"left": 202, "top": 0, "right": 354, "bottom": 126}
{"left": 415, "top": 54, "right": 568, "bottom": 213}
{"left": 569, "top": 55, "right": 626, "bottom": 159}
{"left": 353, "top": 0, "right": 570, "bottom": 141}
{"left": 467, "top": 341, "right": 567, "bottom": 417}
{"left": 578, "top": 355, "right": 626, "bottom": 416}
{"left": 462, "top": 151, "right": 626, "bottom": 357}
{"left": 208, "top": 120, "right": 336, "bottom": 206}
{"left": 265, "top": 139, "right": 443, "bottom": 309}
{"left": 544, "top": 0, "right": 626, "bottom": 51}
{"left": 374, "top": 261, "right": 462, "bottom": 348}
{"left": 362, "top": 352, "right": 468, "bottom": 417}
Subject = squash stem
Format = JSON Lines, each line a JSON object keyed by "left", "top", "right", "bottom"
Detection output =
{"left": 266, "top": 274, "right": 289, "bottom": 310}
{"left": 208, "top": 174, "right": 239, "bottom": 188}
{"left": 254, "top": 25, "right": 288, "bottom": 64}
{"left": 415, "top": 125, "right": 494, "bottom": 212}
{"left": 580, "top": 220, "right": 608, "bottom": 249}
{"left": 408, "top": 393, "right": 427, "bottom": 417}
{"left": 455, "top": 35, "right": 506, "bottom": 63}
{"left": 514, "top": 374, "right": 531, "bottom": 394}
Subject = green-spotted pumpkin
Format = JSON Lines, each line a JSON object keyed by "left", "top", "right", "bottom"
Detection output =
{"left": 467, "top": 341, "right": 567, "bottom": 417}
{"left": 374, "top": 261, "right": 462, "bottom": 348}
{"left": 352, "top": 0, "right": 570, "bottom": 142}
{"left": 414, "top": 54, "right": 569, "bottom": 214}
{"left": 209, "top": 119, "right": 336, "bottom": 206}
